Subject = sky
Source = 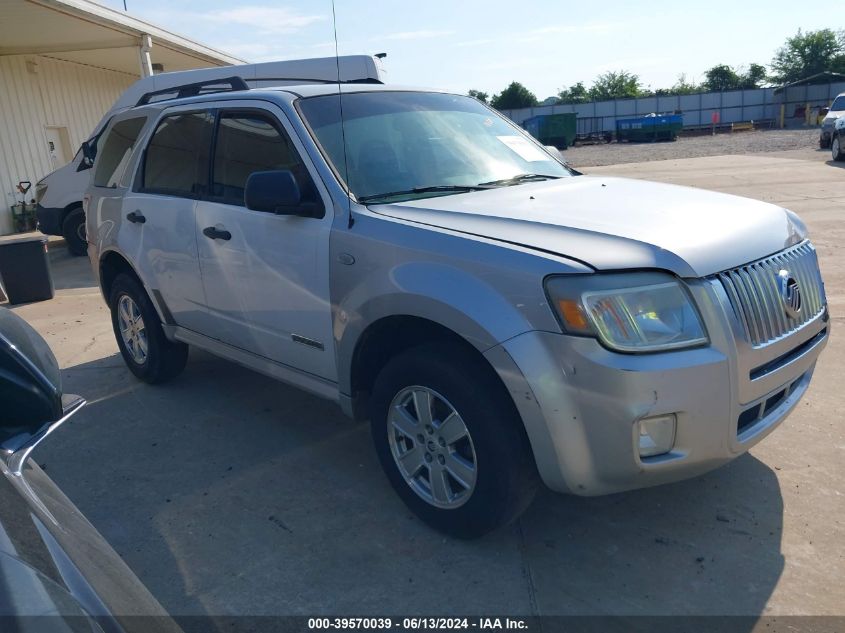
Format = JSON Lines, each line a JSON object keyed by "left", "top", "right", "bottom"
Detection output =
{"left": 97, "top": 0, "right": 836, "bottom": 99}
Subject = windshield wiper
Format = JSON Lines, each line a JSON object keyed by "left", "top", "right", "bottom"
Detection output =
{"left": 478, "top": 173, "right": 562, "bottom": 187}
{"left": 357, "top": 185, "right": 490, "bottom": 203}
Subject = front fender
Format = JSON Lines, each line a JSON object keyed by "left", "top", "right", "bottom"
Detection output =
{"left": 335, "top": 260, "right": 557, "bottom": 396}
{"left": 330, "top": 211, "right": 591, "bottom": 396}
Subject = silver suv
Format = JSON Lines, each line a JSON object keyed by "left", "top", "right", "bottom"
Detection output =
{"left": 85, "top": 82, "right": 829, "bottom": 538}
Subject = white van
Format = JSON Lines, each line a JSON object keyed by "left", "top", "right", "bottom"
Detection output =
{"left": 34, "top": 55, "right": 385, "bottom": 255}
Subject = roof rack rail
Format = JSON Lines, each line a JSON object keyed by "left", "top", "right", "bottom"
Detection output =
{"left": 135, "top": 76, "right": 249, "bottom": 107}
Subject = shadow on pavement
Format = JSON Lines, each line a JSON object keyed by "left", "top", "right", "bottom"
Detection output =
{"left": 522, "top": 454, "right": 783, "bottom": 615}
{"left": 37, "top": 349, "right": 784, "bottom": 622}
{"left": 48, "top": 249, "right": 98, "bottom": 291}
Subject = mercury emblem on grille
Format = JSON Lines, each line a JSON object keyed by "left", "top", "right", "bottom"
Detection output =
{"left": 777, "top": 269, "right": 802, "bottom": 319}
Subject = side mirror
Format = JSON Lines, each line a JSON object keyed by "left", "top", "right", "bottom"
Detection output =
{"left": 76, "top": 140, "right": 95, "bottom": 172}
{"left": 0, "top": 308, "right": 84, "bottom": 473}
{"left": 244, "top": 170, "right": 323, "bottom": 218}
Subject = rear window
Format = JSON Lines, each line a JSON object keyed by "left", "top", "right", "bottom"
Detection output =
{"left": 831, "top": 96, "right": 845, "bottom": 111}
{"left": 93, "top": 117, "right": 146, "bottom": 188}
{"left": 141, "top": 111, "right": 213, "bottom": 197}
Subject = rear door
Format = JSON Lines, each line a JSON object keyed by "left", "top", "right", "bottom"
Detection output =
{"left": 119, "top": 108, "right": 214, "bottom": 333}
{"left": 194, "top": 103, "right": 335, "bottom": 381}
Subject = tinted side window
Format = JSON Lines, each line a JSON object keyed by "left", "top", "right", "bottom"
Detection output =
{"left": 142, "top": 112, "right": 213, "bottom": 197}
{"left": 211, "top": 112, "right": 318, "bottom": 206}
{"left": 93, "top": 117, "right": 146, "bottom": 188}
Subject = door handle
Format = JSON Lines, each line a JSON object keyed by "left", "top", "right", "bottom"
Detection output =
{"left": 126, "top": 210, "right": 146, "bottom": 224}
{"left": 203, "top": 226, "right": 231, "bottom": 241}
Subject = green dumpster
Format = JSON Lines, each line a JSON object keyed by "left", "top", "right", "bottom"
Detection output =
{"left": 522, "top": 113, "right": 577, "bottom": 149}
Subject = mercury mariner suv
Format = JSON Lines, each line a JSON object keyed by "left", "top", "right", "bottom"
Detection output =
{"left": 84, "top": 81, "right": 829, "bottom": 538}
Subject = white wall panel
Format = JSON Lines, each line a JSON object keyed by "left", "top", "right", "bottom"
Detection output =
{"left": 0, "top": 54, "right": 134, "bottom": 231}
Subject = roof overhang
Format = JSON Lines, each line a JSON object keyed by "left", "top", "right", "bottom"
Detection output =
{"left": 0, "top": 0, "right": 245, "bottom": 76}
{"left": 774, "top": 72, "right": 845, "bottom": 94}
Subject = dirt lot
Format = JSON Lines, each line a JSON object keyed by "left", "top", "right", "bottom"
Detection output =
{"left": 565, "top": 128, "right": 821, "bottom": 167}
{"left": 7, "top": 146, "right": 845, "bottom": 620}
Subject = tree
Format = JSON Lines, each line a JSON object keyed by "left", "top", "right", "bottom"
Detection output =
{"left": 670, "top": 73, "right": 700, "bottom": 94}
{"left": 468, "top": 89, "right": 489, "bottom": 103}
{"left": 770, "top": 29, "right": 844, "bottom": 84}
{"left": 588, "top": 71, "right": 642, "bottom": 100}
{"left": 557, "top": 81, "right": 590, "bottom": 104}
{"left": 703, "top": 64, "right": 741, "bottom": 91}
{"left": 490, "top": 82, "right": 538, "bottom": 110}
{"left": 741, "top": 63, "right": 768, "bottom": 88}
{"left": 653, "top": 74, "right": 700, "bottom": 96}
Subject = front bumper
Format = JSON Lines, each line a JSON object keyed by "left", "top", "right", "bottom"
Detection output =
{"left": 485, "top": 281, "right": 829, "bottom": 496}
{"left": 820, "top": 125, "right": 836, "bottom": 146}
{"left": 35, "top": 203, "right": 64, "bottom": 236}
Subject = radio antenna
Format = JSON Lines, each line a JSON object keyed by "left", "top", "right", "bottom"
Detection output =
{"left": 331, "top": 0, "right": 354, "bottom": 228}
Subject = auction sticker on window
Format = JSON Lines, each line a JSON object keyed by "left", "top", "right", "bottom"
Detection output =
{"left": 496, "top": 135, "right": 548, "bottom": 162}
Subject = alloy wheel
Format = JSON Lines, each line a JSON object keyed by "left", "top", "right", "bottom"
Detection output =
{"left": 117, "top": 295, "right": 148, "bottom": 365}
{"left": 387, "top": 386, "right": 477, "bottom": 509}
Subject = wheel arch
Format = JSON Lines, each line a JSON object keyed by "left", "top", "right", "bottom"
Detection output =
{"left": 99, "top": 250, "right": 172, "bottom": 325}
{"left": 62, "top": 201, "right": 83, "bottom": 219}
{"left": 345, "top": 313, "right": 522, "bottom": 429}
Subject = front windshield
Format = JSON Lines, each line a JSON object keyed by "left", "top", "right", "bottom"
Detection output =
{"left": 298, "top": 91, "right": 570, "bottom": 203}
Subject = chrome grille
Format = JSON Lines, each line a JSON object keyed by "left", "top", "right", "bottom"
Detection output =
{"left": 715, "top": 242, "right": 825, "bottom": 347}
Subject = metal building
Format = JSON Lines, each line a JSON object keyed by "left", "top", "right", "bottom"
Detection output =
{"left": 0, "top": 0, "right": 243, "bottom": 234}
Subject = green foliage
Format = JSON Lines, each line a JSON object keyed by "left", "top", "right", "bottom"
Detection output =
{"left": 770, "top": 29, "right": 845, "bottom": 84}
{"left": 588, "top": 70, "right": 643, "bottom": 100}
{"left": 557, "top": 81, "right": 590, "bottom": 104}
{"left": 490, "top": 82, "right": 538, "bottom": 110}
{"left": 703, "top": 63, "right": 768, "bottom": 91}
{"left": 480, "top": 29, "right": 845, "bottom": 109}
{"left": 654, "top": 73, "right": 701, "bottom": 96}
{"left": 467, "top": 89, "right": 489, "bottom": 103}
{"left": 743, "top": 63, "right": 768, "bottom": 88}
{"left": 703, "top": 64, "right": 741, "bottom": 91}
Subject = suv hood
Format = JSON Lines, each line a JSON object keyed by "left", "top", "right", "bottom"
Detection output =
{"left": 370, "top": 176, "right": 805, "bottom": 278}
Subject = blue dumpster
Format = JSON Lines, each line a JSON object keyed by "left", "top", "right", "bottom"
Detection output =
{"left": 616, "top": 113, "right": 683, "bottom": 142}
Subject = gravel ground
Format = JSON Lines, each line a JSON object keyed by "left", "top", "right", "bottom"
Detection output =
{"left": 564, "top": 127, "right": 820, "bottom": 168}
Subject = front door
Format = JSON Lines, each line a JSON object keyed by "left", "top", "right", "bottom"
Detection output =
{"left": 194, "top": 105, "right": 335, "bottom": 381}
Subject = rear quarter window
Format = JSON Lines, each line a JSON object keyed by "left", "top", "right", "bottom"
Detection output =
{"left": 93, "top": 117, "right": 147, "bottom": 188}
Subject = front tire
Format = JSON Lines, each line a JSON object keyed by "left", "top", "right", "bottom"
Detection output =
{"left": 833, "top": 134, "right": 844, "bottom": 162}
{"left": 62, "top": 207, "right": 87, "bottom": 256}
{"left": 370, "top": 344, "right": 538, "bottom": 538}
{"left": 109, "top": 274, "right": 188, "bottom": 384}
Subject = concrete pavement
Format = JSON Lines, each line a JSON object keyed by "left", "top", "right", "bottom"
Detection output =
{"left": 9, "top": 147, "right": 845, "bottom": 617}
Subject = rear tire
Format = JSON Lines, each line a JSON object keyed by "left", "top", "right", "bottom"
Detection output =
{"left": 832, "top": 134, "right": 844, "bottom": 162}
{"left": 370, "top": 343, "right": 538, "bottom": 538}
{"left": 109, "top": 274, "right": 188, "bottom": 384}
{"left": 62, "top": 207, "right": 87, "bottom": 256}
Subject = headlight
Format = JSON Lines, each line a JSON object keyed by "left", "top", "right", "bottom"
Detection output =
{"left": 34, "top": 181, "right": 48, "bottom": 204}
{"left": 545, "top": 273, "right": 708, "bottom": 353}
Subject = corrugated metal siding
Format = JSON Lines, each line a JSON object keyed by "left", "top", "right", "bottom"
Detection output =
{"left": 0, "top": 55, "right": 134, "bottom": 232}
{"left": 502, "top": 81, "right": 845, "bottom": 130}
